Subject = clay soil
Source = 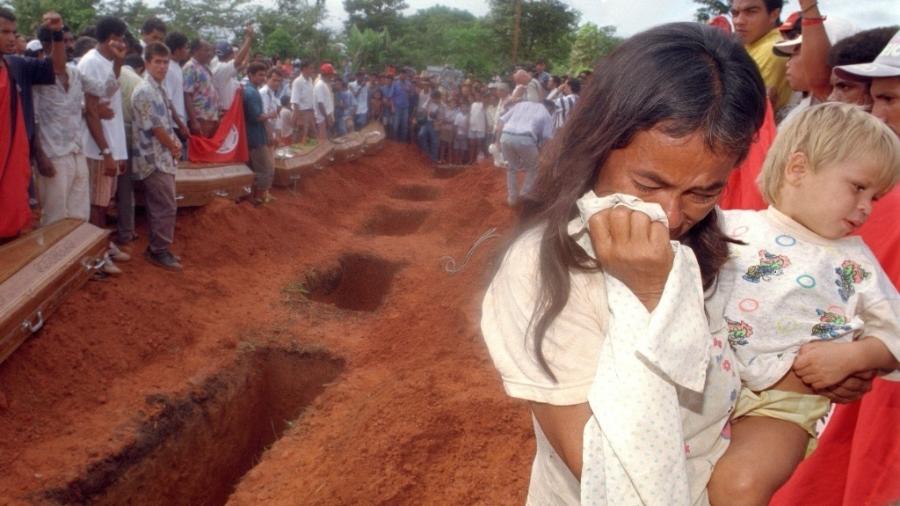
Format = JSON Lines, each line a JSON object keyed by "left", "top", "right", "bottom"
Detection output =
{"left": 0, "top": 144, "right": 535, "bottom": 505}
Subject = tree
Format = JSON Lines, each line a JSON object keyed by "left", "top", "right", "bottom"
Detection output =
{"left": 345, "top": 24, "right": 390, "bottom": 72}
{"left": 693, "top": 0, "right": 729, "bottom": 22}
{"left": 486, "top": 0, "right": 580, "bottom": 70}
{"left": 0, "top": 0, "right": 98, "bottom": 35}
{"left": 567, "top": 23, "right": 622, "bottom": 74}
{"left": 343, "top": 0, "right": 408, "bottom": 34}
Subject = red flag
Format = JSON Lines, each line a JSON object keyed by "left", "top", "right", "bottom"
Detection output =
{"left": 0, "top": 67, "right": 32, "bottom": 238}
{"left": 718, "top": 101, "right": 774, "bottom": 212}
{"left": 187, "top": 89, "right": 249, "bottom": 164}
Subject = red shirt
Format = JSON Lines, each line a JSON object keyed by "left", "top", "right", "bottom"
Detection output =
{"left": 0, "top": 63, "right": 32, "bottom": 238}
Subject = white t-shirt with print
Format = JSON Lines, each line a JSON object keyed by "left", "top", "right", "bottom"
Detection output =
{"left": 721, "top": 207, "right": 900, "bottom": 391}
{"left": 78, "top": 48, "right": 127, "bottom": 161}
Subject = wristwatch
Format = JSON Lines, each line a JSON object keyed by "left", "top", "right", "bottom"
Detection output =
{"left": 101, "top": 148, "right": 112, "bottom": 156}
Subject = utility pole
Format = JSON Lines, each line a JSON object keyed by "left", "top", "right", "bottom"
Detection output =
{"left": 511, "top": 0, "right": 522, "bottom": 65}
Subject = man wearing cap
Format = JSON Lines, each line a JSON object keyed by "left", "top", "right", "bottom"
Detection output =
{"left": 772, "top": 13, "right": 859, "bottom": 124}
{"left": 731, "top": 0, "right": 793, "bottom": 113}
{"left": 211, "top": 24, "right": 253, "bottom": 114}
{"left": 313, "top": 63, "right": 335, "bottom": 141}
{"left": 836, "top": 30, "right": 900, "bottom": 135}
{"left": 183, "top": 38, "right": 218, "bottom": 137}
{"left": 290, "top": 60, "right": 315, "bottom": 145}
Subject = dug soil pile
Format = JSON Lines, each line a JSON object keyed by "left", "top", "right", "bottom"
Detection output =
{"left": 0, "top": 143, "right": 536, "bottom": 505}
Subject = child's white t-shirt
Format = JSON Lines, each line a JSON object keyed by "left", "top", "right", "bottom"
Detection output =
{"left": 721, "top": 207, "right": 900, "bottom": 391}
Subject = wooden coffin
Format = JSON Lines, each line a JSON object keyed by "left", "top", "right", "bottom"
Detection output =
{"left": 172, "top": 163, "right": 254, "bottom": 207}
{"left": 134, "top": 163, "right": 254, "bottom": 208}
{"left": 331, "top": 132, "right": 365, "bottom": 163}
{"left": 360, "top": 123, "right": 386, "bottom": 154}
{"left": 0, "top": 219, "right": 109, "bottom": 365}
{"left": 273, "top": 142, "right": 335, "bottom": 188}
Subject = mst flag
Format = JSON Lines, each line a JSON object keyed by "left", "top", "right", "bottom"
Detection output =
{"left": 187, "top": 90, "right": 249, "bottom": 164}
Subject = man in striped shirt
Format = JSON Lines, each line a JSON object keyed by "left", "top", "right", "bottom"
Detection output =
{"left": 551, "top": 78, "right": 580, "bottom": 134}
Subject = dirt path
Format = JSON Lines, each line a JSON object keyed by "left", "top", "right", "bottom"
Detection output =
{"left": 0, "top": 144, "right": 534, "bottom": 505}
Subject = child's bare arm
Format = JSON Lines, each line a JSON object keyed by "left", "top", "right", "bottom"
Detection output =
{"left": 794, "top": 337, "right": 899, "bottom": 390}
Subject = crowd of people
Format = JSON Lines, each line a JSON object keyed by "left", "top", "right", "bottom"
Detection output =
{"left": 0, "top": 8, "right": 587, "bottom": 275}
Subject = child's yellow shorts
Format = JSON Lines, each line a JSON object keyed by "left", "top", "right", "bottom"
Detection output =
{"left": 733, "top": 387, "right": 831, "bottom": 456}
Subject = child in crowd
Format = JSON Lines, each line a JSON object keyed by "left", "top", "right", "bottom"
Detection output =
{"left": 468, "top": 94, "right": 487, "bottom": 164}
{"left": 452, "top": 102, "right": 470, "bottom": 165}
{"left": 438, "top": 98, "right": 456, "bottom": 165}
{"left": 369, "top": 88, "right": 384, "bottom": 125}
{"left": 708, "top": 102, "right": 900, "bottom": 504}
{"left": 278, "top": 95, "right": 293, "bottom": 146}
{"left": 484, "top": 93, "right": 499, "bottom": 151}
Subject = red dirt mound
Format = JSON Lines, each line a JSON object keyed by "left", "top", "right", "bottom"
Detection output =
{"left": 0, "top": 144, "right": 534, "bottom": 505}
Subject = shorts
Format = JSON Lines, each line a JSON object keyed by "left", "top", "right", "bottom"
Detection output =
{"left": 87, "top": 157, "right": 120, "bottom": 207}
{"left": 733, "top": 387, "right": 830, "bottom": 455}
{"left": 453, "top": 137, "right": 469, "bottom": 151}
{"left": 439, "top": 127, "right": 454, "bottom": 143}
{"left": 468, "top": 130, "right": 485, "bottom": 140}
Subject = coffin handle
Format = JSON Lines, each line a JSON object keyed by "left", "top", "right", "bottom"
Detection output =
{"left": 82, "top": 256, "right": 108, "bottom": 273}
{"left": 213, "top": 190, "right": 230, "bottom": 198}
{"left": 22, "top": 310, "right": 44, "bottom": 334}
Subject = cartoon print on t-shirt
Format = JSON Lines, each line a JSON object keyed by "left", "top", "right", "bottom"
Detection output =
{"left": 810, "top": 309, "right": 853, "bottom": 339}
{"left": 742, "top": 250, "right": 791, "bottom": 283}
{"left": 725, "top": 317, "right": 753, "bottom": 347}
{"left": 834, "top": 259, "right": 871, "bottom": 302}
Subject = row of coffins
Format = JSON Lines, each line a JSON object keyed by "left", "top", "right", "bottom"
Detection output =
{"left": 0, "top": 123, "right": 387, "bottom": 366}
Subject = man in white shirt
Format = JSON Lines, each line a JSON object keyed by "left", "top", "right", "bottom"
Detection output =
{"left": 32, "top": 26, "right": 89, "bottom": 226}
{"left": 78, "top": 16, "right": 129, "bottom": 229}
{"left": 163, "top": 31, "right": 189, "bottom": 131}
{"left": 313, "top": 63, "right": 335, "bottom": 142}
{"left": 349, "top": 71, "right": 369, "bottom": 130}
{"left": 290, "top": 60, "right": 315, "bottom": 144}
{"left": 210, "top": 24, "right": 253, "bottom": 113}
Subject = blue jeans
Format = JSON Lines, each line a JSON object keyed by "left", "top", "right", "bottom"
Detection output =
{"left": 334, "top": 112, "right": 348, "bottom": 136}
{"left": 417, "top": 120, "right": 439, "bottom": 161}
{"left": 354, "top": 113, "right": 368, "bottom": 130}
{"left": 392, "top": 105, "right": 409, "bottom": 141}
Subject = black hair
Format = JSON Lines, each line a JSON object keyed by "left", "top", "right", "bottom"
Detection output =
{"left": 267, "top": 67, "right": 284, "bottom": 78}
{"left": 143, "top": 41, "right": 170, "bottom": 61}
{"left": 280, "top": 94, "right": 290, "bottom": 106}
{"left": 828, "top": 26, "right": 899, "bottom": 68}
{"left": 124, "top": 53, "right": 144, "bottom": 70}
{"left": 763, "top": 0, "right": 783, "bottom": 13}
{"left": 165, "top": 31, "right": 188, "bottom": 53}
{"left": 299, "top": 61, "right": 310, "bottom": 70}
{"left": 247, "top": 61, "right": 268, "bottom": 76}
{"left": 520, "top": 22, "right": 766, "bottom": 377}
{"left": 73, "top": 36, "right": 97, "bottom": 58}
{"left": 567, "top": 78, "right": 581, "bottom": 94}
{"left": 95, "top": 16, "right": 127, "bottom": 43}
{"left": 123, "top": 30, "right": 142, "bottom": 55}
{"left": 189, "top": 38, "right": 206, "bottom": 53}
{"left": 0, "top": 7, "right": 15, "bottom": 23}
{"left": 141, "top": 17, "right": 166, "bottom": 35}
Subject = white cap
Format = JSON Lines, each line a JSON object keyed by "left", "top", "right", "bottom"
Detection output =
{"left": 25, "top": 39, "right": 43, "bottom": 52}
{"left": 772, "top": 17, "right": 860, "bottom": 57}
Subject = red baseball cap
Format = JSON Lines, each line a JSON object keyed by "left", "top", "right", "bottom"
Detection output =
{"left": 320, "top": 63, "right": 335, "bottom": 75}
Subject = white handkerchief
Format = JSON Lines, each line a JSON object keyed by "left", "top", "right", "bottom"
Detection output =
{"left": 575, "top": 191, "right": 711, "bottom": 506}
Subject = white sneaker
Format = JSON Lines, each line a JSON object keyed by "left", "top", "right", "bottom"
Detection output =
{"left": 108, "top": 242, "right": 131, "bottom": 262}
{"left": 102, "top": 258, "right": 123, "bottom": 275}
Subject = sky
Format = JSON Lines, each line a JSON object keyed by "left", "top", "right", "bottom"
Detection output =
{"left": 318, "top": 0, "right": 900, "bottom": 36}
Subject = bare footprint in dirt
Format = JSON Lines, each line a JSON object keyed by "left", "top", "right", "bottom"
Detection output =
{"left": 359, "top": 207, "right": 430, "bottom": 237}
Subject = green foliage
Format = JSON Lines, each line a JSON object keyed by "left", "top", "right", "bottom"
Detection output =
{"left": 346, "top": 24, "right": 390, "bottom": 73}
{"left": 693, "top": 0, "right": 730, "bottom": 22}
{"left": 0, "top": 0, "right": 99, "bottom": 35}
{"left": 486, "top": 0, "right": 580, "bottom": 68}
{"left": 263, "top": 27, "right": 294, "bottom": 59}
{"left": 343, "top": 0, "right": 408, "bottom": 34}
{"left": 567, "top": 23, "right": 622, "bottom": 74}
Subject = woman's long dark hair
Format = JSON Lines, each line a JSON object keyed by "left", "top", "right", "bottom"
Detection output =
{"left": 518, "top": 23, "right": 767, "bottom": 377}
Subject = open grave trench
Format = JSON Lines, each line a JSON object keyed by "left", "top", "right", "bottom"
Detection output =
{"left": 25, "top": 179, "right": 447, "bottom": 505}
